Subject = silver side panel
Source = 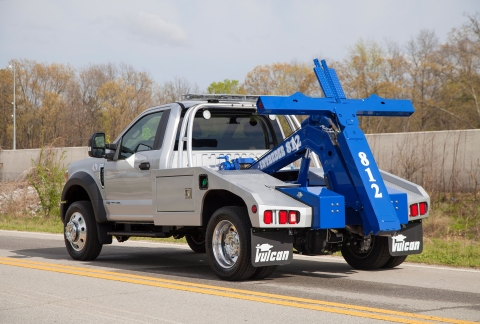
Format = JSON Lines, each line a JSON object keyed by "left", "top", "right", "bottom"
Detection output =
{"left": 151, "top": 167, "right": 312, "bottom": 227}
{"left": 156, "top": 175, "right": 195, "bottom": 212}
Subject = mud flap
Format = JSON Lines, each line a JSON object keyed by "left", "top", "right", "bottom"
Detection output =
{"left": 251, "top": 229, "right": 293, "bottom": 267}
{"left": 388, "top": 222, "right": 423, "bottom": 256}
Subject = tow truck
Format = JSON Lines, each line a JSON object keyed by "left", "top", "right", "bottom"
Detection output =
{"left": 61, "top": 59, "right": 430, "bottom": 281}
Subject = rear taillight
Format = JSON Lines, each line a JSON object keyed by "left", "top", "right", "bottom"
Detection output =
{"left": 264, "top": 210, "right": 272, "bottom": 224}
{"left": 409, "top": 204, "right": 419, "bottom": 217}
{"left": 288, "top": 211, "right": 298, "bottom": 224}
{"left": 419, "top": 202, "right": 428, "bottom": 215}
{"left": 279, "top": 210, "right": 287, "bottom": 224}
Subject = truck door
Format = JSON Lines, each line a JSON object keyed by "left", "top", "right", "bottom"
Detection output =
{"left": 104, "top": 109, "right": 170, "bottom": 221}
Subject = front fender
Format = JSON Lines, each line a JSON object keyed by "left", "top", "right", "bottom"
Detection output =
{"left": 61, "top": 171, "right": 108, "bottom": 224}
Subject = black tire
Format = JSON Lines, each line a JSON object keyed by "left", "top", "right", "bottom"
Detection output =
{"left": 382, "top": 255, "right": 407, "bottom": 268}
{"left": 185, "top": 233, "right": 206, "bottom": 253}
{"left": 341, "top": 235, "right": 390, "bottom": 270}
{"left": 206, "top": 206, "right": 256, "bottom": 281}
{"left": 64, "top": 201, "right": 102, "bottom": 261}
{"left": 250, "top": 266, "right": 278, "bottom": 280}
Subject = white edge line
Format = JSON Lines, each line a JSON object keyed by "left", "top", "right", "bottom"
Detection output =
{"left": 293, "top": 253, "right": 480, "bottom": 273}
{"left": 400, "top": 263, "right": 480, "bottom": 273}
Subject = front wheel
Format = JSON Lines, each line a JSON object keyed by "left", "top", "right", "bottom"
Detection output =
{"left": 64, "top": 201, "right": 102, "bottom": 261}
{"left": 341, "top": 235, "right": 390, "bottom": 270}
{"left": 206, "top": 206, "right": 256, "bottom": 281}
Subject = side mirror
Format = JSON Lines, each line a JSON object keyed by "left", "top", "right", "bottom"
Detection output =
{"left": 88, "top": 132, "right": 106, "bottom": 158}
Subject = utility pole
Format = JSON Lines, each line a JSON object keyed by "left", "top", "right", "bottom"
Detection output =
{"left": 9, "top": 64, "right": 16, "bottom": 150}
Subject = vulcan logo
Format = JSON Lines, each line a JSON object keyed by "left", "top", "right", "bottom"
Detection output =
{"left": 391, "top": 234, "right": 420, "bottom": 252}
{"left": 255, "top": 243, "right": 289, "bottom": 263}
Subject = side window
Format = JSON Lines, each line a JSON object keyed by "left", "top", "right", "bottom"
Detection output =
{"left": 119, "top": 111, "right": 163, "bottom": 159}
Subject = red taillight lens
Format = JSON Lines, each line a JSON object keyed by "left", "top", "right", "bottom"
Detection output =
{"left": 410, "top": 204, "right": 419, "bottom": 217}
{"left": 288, "top": 211, "right": 298, "bottom": 224}
{"left": 419, "top": 202, "right": 428, "bottom": 215}
{"left": 279, "top": 210, "right": 287, "bottom": 224}
{"left": 251, "top": 205, "right": 257, "bottom": 213}
{"left": 264, "top": 210, "right": 272, "bottom": 224}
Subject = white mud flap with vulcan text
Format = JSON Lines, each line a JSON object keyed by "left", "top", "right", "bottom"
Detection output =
{"left": 251, "top": 229, "right": 293, "bottom": 267}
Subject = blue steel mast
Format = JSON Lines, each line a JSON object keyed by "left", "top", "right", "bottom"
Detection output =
{"left": 249, "top": 59, "right": 414, "bottom": 235}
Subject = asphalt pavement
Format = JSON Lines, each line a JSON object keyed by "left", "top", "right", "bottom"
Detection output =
{"left": 0, "top": 230, "right": 479, "bottom": 323}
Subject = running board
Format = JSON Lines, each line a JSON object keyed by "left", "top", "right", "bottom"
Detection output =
{"left": 107, "top": 231, "right": 170, "bottom": 238}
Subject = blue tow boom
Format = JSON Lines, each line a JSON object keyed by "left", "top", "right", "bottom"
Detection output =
{"left": 248, "top": 59, "right": 414, "bottom": 236}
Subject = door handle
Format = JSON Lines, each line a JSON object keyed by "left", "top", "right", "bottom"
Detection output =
{"left": 139, "top": 162, "right": 150, "bottom": 170}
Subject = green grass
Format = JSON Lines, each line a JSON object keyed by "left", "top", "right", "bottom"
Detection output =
{"left": 407, "top": 238, "right": 480, "bottom": 268}
{"left": 0, "top": 214, "right": 64, "bottom": 233}
{"left": 1, "top": 214, "right": 479, "bottom": 268}
{"left": 0, "top": 214, "right": 187, "bottom": 244}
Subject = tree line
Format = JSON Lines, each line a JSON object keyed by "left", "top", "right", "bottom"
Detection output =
{"left": 0, "top": 62, "right": 199, "bottom": 149}
{"left": 1, "top": 13, "right": 479, "bottom": 149}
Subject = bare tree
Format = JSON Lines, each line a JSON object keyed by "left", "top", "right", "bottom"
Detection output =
{"left": 156, "top": 77, "right": 199, "bottom": 103}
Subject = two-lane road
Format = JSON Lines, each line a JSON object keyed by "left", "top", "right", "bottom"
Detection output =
{"left": 0, "top": 230, "right": 479, "bottom": 323}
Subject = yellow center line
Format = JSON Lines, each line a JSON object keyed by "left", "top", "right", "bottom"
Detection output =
{"left": 0, "top": 258, "right": 474, "bottom": 324}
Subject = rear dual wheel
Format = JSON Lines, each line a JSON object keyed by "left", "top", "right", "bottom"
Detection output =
{"left": 383, "top": 255, "right": 407, "bottom": 268}
{"left": 341, "top": 235, "right": 391, "bottom": 270}
{"left": 206, "top": 207, "right": 257, "bottom": 281}
{"left": 342, "top": 235, "right": 407, "bottom": 270}
{"left": 206, "top": 207, "right": 277, "bottom": 281}
{"left": 250, "top": 265, "right": 277, "bottom": 280}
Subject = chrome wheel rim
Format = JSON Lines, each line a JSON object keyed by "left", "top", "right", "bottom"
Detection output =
{"left": 212, "top": 220, "right": 239, "bottom": 269}
{"left": 65, "top": 212, "right": 87, "bottom": 251}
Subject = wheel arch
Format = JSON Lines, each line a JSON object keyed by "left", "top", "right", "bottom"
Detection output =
{"left": 61, "top": 172, "right": 112, "bottom": 245}
{"left": 60, "top": 172, "right": 108, "bottom": 224}
{"left": 201, "top": 190, "right": 248, "bottom": 226}
{"left": 61, "top": 171, "right": 107, "bottom": 224}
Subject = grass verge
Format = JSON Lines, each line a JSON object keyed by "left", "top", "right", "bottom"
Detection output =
{"left": 0, "top": 214, "right": 64, "bottom": 233}
{"left": 0, "top": 214, "right": 187, "bottom": 244}
{"left": 407, "top": 237, "right": 480, "bottom": 268}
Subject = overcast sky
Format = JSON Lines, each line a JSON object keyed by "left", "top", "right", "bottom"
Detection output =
{"left": 1, "top": 0, "right": 478, "bottom": 91}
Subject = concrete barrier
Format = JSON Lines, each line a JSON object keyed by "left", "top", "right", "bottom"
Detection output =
{"left": 367, "top": 129, "right": 480, "bottom": 192}
{"left": 1, "top": 129, "right": 479, "bottom": 191}
{"left": 0, "top": 147, "right": 88, "bottom": 182}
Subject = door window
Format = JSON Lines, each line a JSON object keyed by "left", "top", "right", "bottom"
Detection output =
{"left": 119, "top": 111, "right": 163, "bottom": 159}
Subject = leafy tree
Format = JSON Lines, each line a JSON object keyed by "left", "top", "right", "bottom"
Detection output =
{"left": 0, "top": 68, "right": 14, "bottom": 149}
{"left": 442, "top": 13, "right": 480, "bottom": 129}
{"left": 207, "top": 79, "right": 242, "bottom": 94}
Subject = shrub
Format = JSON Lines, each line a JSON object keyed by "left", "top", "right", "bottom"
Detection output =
{"left": 27, "top": 146, "right": 66, "bottom": 218}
